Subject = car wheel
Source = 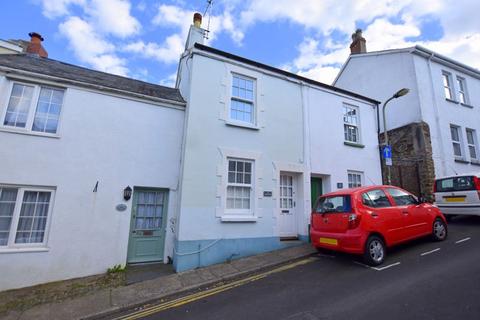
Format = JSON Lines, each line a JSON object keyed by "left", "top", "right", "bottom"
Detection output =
{"left": 364, "top": 235, "right": 386, "bottom": 266}
{"left": 432, "top": 218, "right": 448, "bottom": 241}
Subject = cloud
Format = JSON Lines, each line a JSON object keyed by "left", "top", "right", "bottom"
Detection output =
{"left": 39, "top": 0, "right": 86, "bottom": 19}
{"left": 159, "top": 72, "right": 178, "bottom": 87}
{"left": 87, "top": 0, "right": 141, "bottom": 38}
{"left": 59, "top": 16, "right": 128, "bottom": 76}
{"left": 123, "top": 35, "right": 184, "bottom": 64}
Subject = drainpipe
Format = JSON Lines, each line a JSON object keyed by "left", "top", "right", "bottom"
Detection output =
{"left": 376, "top": 102, "right": 384, "bottom": 184}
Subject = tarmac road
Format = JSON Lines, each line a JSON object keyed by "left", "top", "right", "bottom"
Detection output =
{"left": 112, "top": 215, "right": 480, "bottom": 320}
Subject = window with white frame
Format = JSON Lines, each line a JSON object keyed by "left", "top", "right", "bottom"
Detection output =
{"left": 226, "top": 159, "right": 253, "bottom": 214}
{"left": 230, "top": 74, "right": 255, "bottom": 124}
{"left": 466, "top": 128, "right": 478, "bottom": 160}
{"left": 343, "top": 104, "right": 360, "bottom": 143}
{"left": 442, "top": 72, "right": 453, "bottom": 100}
{"left": 456, "top": 76, "right": 468, "bottom": 105}
{"left": 2, "top": 82, "right": 64, "bottom": 134}
{"left": 450, "top": 125, "right": 463, "bottom": 157}
{"left": 0, "top": 187, "right": 53, "bottom": 248}
{"left": 348, "top": 171, "right": 363, "bottom": 188}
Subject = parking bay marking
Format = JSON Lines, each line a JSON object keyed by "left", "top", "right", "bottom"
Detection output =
{"left": 420, "top": 248, "right": 440, "bottom": 256}
{"left": 455, "top": 237, "right": 471, "bottom": 244}
{"left": 353, "top": 261, "right": 401, "bottom": 271}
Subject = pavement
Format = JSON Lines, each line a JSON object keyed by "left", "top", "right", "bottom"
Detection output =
{"left": 1, "top": 243, "right": 315, "bottom": 320}
{"left": 103, "top": 215, "right": 480, "bottom": 320}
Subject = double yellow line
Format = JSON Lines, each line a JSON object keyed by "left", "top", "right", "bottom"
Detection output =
{"left": 113, "top": 257, "right": 315, "bottom": 320}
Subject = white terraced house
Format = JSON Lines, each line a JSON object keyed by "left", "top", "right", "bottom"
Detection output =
{"left": 335, "top": 30, "right": 480, "bottom": 198}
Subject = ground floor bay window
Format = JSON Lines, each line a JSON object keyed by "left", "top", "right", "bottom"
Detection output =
{"left": 0, "top": 186, "right": 54, "bottom": 248}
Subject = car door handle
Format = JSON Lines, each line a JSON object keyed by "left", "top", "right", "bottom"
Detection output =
{"left": 402, "top": 211, "right": 409, "bottom": 215}
{"left": 371, "top": 212, "right": 378, "bottom": 217}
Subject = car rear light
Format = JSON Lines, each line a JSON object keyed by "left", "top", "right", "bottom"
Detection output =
{"left": 474, "top": 176, "right": 480, "bottom": 199}
{"left": 348, "top": 213, "right": 361, "bottom": 229}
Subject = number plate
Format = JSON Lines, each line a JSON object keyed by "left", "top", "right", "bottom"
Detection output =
{"left": 444, "top": 197, "right": 465, "bottom": 202}
{"left": 319, "top": 237, "right": 338, "bottom": 245}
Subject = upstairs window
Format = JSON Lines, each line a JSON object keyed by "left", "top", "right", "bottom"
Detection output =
{"left": 456, "top": 77, "right": 468, "bottom": 105}
{"left": 466, "top": 128, "right": 478, "bottom": 160}
{"left": 2, "top": 82, "right": 64, "bottom": 134}
{"left": 343, "top": 104, "right": 360, "bottom": 143}
{"left": 450, "top": 125, "right": 463, "bottom": 157}
{"left": 442, "top": 72, "right": 453, "bottom": 100}
{"left": 230, "top": 74, "right": 255, "bottom": 124}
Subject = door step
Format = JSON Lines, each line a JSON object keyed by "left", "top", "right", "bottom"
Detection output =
{"left": 280, "top": 236, "right": 299, "bottom": 241}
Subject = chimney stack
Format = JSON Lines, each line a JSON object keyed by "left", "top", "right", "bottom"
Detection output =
{"left": 185, "top": 13, "right": 205, "bottom": 50}
{"left": 350, "top": 29, "right": 366, "bottom": 54}
{"left": 26, "top": 32, "right": 48, "bottom": 58}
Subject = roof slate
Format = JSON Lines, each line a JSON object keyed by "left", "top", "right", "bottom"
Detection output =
{"left": 0, "top": 54, "right": 185, "bottom": 104}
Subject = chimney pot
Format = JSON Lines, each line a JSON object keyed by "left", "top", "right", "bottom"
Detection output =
{"left": 193, "top": 13, "right": 202, "bottom": 28}
{"left": 350, "top": 29, "right": 367, "bottom": 54}
{"left": 26, "top": 32, "right": 48, "bottom": 58}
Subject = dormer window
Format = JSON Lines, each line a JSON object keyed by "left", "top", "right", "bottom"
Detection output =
{"left": 2, "top": 82, "right": 64, "bottom": 135}
{"left": 230, "top": 74, "right": 255, "bottom": 125}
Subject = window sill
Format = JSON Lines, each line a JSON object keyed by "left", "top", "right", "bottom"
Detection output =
{"left": 0, "top": 127, "right": 60, "bottom": 139}
{"left": 445, "top": 98, "right": 459, "bottom": 104}
{"left": 454, "top": 158, "right": 469, "bottom": 164}
{"left": 344, "top": 141, "right": 365, "bottom": 148}
{"left": 460, "top": 102, "right": 474, "bottom": 109}
{"left": 225, "top": 120, "right": 260, "bottom": 130}
{"left": 470, "top": 160, "right": 480, "bottom": 166}
{"left": 0, "top": 247, "right": 50, "bottom": 254}
{"left": 220, "top": 215, "right": 258, "bottom": 222}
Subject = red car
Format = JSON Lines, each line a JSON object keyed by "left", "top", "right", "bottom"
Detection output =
{"left": 310, "top": 185, "right": 447, "bottom": 265}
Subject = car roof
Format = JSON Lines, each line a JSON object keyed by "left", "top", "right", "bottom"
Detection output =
{"left": 435, "top": 172, "right": 480, "bottom": 180}
{"left": 321, "top": 185, "right": 397, "bottom": 197}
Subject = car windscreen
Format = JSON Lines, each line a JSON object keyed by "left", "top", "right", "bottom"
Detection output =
{"left": 315, "top": 195, "right": 351, "bottom": 213}
{"left": 435, "top": 176, "right": 476, "bottom": 192}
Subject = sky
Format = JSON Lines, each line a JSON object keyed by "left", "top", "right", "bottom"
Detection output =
{"left": 0, "top": 0, "right": 479, "bottom": 87}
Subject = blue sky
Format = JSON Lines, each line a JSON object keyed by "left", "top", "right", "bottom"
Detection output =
{"left": 1, "top": 1, "right": 478, "bottom": 86}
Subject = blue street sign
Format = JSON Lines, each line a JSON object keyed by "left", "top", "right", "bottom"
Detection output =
{"left": 383, "top": 145, "right": 392, "bottom": 159}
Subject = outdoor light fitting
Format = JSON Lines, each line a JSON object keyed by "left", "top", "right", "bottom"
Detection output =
{"left": 123, "top": 186, "right": 132, "bottom": 201}
{"left": 393, "top": 88, "right": 410, "bottom": 98}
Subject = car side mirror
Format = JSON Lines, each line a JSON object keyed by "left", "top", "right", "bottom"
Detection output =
{"left": 417, "top": 196, "right": 426, "bottom": 204}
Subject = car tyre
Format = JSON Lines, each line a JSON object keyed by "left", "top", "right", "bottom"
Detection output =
{"left": 363, "top": 235, "right": 386, "bottom": 266}
{"left": 432, "top": 218, "right": 448, "bottom": 241}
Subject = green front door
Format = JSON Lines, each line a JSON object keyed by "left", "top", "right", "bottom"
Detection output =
{"left": 127, "top": 188, "right": 168, "bottom": 264}
{"left": 310, "top": 177, "right": 323, "bottom": 209}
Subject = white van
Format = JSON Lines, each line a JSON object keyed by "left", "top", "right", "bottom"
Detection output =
{"left": 434, "top": 173, "right": 480, "bottom": 218}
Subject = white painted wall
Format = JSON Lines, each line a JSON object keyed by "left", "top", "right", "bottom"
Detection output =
{"left": 412, "top": 54, "right": 480, "bottom": 177}
{"left": 0, "top": 75, "right": 184, "bottom": 290}
{"left": 306, "top": 86, "right": 383, "bottom": 198}
{"left": 177, "top": 53, "right": 306, "bottom": 241}
{"left": 177, "top": 49, "right": 382, "bottom": 245}
{"left": 335, "top": 51, "right": 421, "bottom": 132}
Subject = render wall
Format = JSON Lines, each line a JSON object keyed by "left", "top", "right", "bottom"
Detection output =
{"left": 0, "top": 75, "right": 184, "bottom": 290}
{"left": 335, "top": 51, "right": 421, "bottom": 132}
{"left": 412, "top": 54, "right": 480, "bottom": 177}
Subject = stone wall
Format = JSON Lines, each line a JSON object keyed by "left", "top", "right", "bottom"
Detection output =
{"left": 379, "top": 121, "right": 435, "bottom": 201}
